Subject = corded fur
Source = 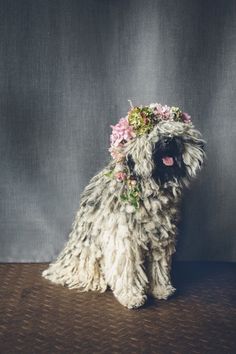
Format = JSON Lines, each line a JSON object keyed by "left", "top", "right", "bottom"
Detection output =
{"left": 42, "top": 120, "right": 205, "bottom": 309}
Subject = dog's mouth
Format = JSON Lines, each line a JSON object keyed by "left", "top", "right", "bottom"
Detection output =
{"left": 159, "top": 154, "right": 181, "bottom": 169}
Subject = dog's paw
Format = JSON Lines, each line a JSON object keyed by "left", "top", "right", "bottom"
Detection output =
{"left": 115, "top": 292, "right": 147, "bottom": 309}
{"left": 151, "top": 284, "right": 176, "bottom": 300}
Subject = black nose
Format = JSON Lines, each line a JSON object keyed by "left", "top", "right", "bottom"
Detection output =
{"left": 163, "top": 137, "right": 172, "bottom": 144}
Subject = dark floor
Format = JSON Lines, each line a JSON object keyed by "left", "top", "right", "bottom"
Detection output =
{"left": 0, "top": 262, "right": 235, "bottom": 354}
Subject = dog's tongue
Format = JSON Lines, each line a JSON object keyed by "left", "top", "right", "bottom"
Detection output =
{"left": 162, "top": 156, "right": 174, "bottom": 166}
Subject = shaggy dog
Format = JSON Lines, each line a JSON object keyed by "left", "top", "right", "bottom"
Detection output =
{"left": 42, "top": 102, "right": 205, "bottom": 309}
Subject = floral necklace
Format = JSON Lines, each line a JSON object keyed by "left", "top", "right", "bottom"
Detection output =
{"left": 105, "top": 158, "right": 142, "bottom": 210}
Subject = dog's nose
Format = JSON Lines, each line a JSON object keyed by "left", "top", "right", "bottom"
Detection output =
{"left": 164, "top": 137, "right": 172, "bottom": 144}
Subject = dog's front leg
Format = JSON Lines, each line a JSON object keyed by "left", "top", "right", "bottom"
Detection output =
{"left": 148, "top": 245, "right": 176, "bottom": 300}
{"left": 102, "top": 224, "right": 148, "bottom": 309}
{"left": 111, "top": 245, "right": 148, "bottom": 309}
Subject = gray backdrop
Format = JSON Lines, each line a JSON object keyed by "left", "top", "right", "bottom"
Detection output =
{"left": 0, "top": 0, "right": 235, "bottom": 262}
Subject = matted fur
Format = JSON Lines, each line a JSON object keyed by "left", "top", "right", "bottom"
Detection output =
{"left": 42, "top": 120, "right": 205, "bottom": 309}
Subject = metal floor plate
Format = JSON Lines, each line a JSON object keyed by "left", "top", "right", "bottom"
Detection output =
{"left": 0, "top": 262, "right": 235, "bottom": 354}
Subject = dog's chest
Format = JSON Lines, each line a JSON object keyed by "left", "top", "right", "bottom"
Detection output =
{"left": 136, "top": 187, "right": 180, "bottom": 243}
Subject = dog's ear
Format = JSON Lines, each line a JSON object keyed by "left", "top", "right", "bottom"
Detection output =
{"left": 126, "top": 154, "right": 135, "bottom": 174}
{"left": 182, "top": 136, "right": 206, "bottom": 174}
{"left": 183, "top": 136, "right": 205, "bottom": 151}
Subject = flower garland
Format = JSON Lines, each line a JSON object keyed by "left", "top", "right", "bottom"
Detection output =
{"left": 105, "top": 161, "right": 142, "bottom": 210}
{"left": 105, "top": 101, "right": 192, "bottom": 210}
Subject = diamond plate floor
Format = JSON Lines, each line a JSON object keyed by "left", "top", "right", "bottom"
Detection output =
{"left": 0, "top": 262, "right": 235, "bottom": 354}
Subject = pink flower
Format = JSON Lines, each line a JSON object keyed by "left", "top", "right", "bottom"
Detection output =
{"left": 110, "top": 117, "right": 136, "bottom": 147}
{"left": 152, "top": 103, "right": 163, "bottom": 116}
{"left": 182, "top": 112, "right": 191, "bottom": 123}
{"left": 161, "top": 105, "right": 171, "bottom": 119}
{"left": 115, "top": 171, "right": 127, "bottom": 182}
{"left": 152, "top": 103, "right": 171, "bottom": 120}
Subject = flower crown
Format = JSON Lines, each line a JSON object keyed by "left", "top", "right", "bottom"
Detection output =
{"left": 105, "top": 101, "right": 192, "bottom": 210}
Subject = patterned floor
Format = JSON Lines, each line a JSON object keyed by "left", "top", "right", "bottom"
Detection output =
{"left": 0, "top": 262, "right": 235, "bottom": 354}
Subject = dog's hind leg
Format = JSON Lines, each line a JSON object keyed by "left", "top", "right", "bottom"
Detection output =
{"left": 147, "top": 243, "right": 176, "bottom": 300}
{"left": 42, "top": 237, "right": 107, "bottom": 292}
{"left": 42, "top": 164, "right": 114, "bottom": 291}
{"left": 42, "top": 213, "right": 107, "bottom": 292}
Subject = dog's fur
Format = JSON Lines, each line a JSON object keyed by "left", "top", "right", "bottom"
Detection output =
{"left": 42, "top": 120, "right": 205, "bottom": 309}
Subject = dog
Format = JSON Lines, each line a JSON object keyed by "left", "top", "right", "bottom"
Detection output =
{"left": 42, "top": 102, "right": 205, "bottom": 309}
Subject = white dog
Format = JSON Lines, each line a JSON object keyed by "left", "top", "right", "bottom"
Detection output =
{"left": 42, "top": 102, "right": 205, "bottom": 309}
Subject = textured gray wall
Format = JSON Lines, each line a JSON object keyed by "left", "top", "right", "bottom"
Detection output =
{"left": 0, "top": 0, "right": 235, "bottom": 262}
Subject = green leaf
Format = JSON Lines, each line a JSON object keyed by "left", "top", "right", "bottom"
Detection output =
{"left": 120, "top": 194, "right": 128, "bottom": 201}
{"left": 104, "top": 170, "right": 114, "bottom": 178}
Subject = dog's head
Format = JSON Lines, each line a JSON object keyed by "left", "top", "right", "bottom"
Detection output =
{"left": 124, "top": 121, "right": 205, "bottom": 187}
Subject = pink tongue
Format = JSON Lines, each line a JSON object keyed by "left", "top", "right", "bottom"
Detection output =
{"left": 162, "top": 156, "right": 174, "bottom": 166}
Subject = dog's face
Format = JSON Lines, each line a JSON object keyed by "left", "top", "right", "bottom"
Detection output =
{"left": 152, "top": 135, "right": 186, "bottom": 183}
{"left": 124, "top": 121, "right": 205, "bottom": 187}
